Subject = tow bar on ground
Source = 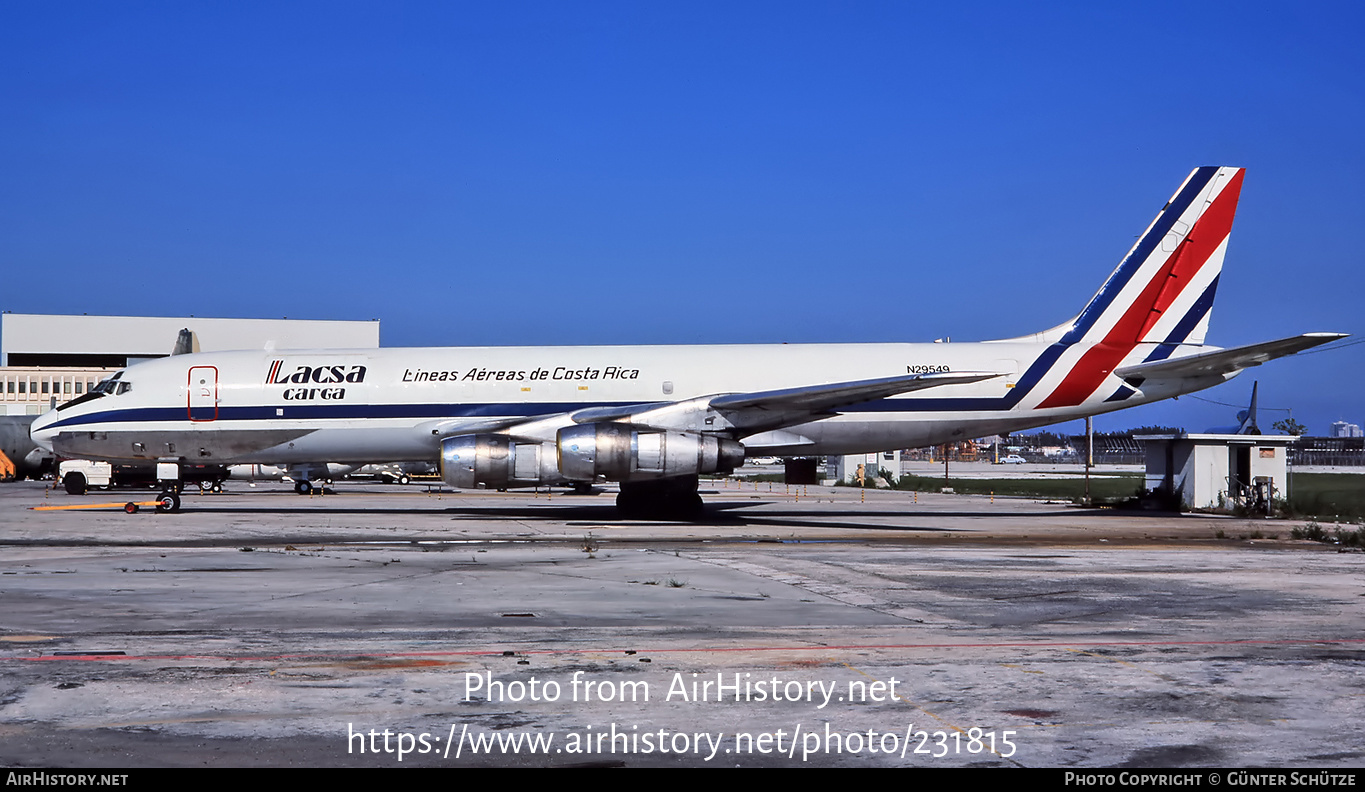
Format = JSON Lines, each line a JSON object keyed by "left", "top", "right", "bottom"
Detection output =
{"left": 32, "top": 493, "right": 181, "bottom": 513}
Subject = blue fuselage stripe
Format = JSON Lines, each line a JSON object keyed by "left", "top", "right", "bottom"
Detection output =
{"left": 44, "top": 401, "right": 642, "bottom": 430}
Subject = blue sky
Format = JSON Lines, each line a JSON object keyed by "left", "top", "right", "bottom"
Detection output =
{"left": 2, "top": 1, "right": 1362, "bottom": 434}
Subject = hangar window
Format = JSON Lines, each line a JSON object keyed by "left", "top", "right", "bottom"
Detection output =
{"left": 5, "top": 380, "right": 12, "bottom": 394}
{"left": 74, "top": 381, "right": 83, "bottom": 394}
{"left": 18, "top": 381, "right": 25, "bottom": 394}
{"left": 64, "top": 381, "right": 72, "bottom": 394}
{"left": 41, "top": 381, "right": 49, "bottom": 394}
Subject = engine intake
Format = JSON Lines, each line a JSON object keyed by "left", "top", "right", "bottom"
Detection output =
{"left": 557, "top": 424, "right": 744, "bottom": 481}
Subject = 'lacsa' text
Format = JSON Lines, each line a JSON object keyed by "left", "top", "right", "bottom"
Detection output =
{"left": 265, "top": 361, "right": 368, "bottom": 401}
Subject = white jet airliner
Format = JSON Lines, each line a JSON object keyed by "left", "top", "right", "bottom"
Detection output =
{"left": 31, "top": 167, "right": 1344, "bottom": 515}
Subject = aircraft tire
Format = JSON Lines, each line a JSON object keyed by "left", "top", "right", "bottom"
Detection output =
{"left": 616, "top": 490, "right": 646, "bottom": 518}
{"left": 295, "top": 480, "right": 312, "bottom": 495}
{"left": 399, "top": 474, "right": 410, "bottom": 486}
{"left": 682, "top": 492, "right": 705, "bottom": 518}
{"left": 616, "top": 482, "right": 705, "bottom": 520}
{"left": 63, "top": 472, "right": 88, "bottom": 496}
{"left": 155, "top": 491, "right": 181, "bottom": 513}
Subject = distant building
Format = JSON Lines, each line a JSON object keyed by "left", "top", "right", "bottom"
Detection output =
{"left": 1330, "top": 421, "right": 1363, "bottom": 439}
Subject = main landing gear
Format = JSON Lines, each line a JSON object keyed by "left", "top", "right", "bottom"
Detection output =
{"left": 294, "top": 478, "right": 333, "bottom": 495}
{"left": 616, "top": 476, "right": 705, "bottom": 520}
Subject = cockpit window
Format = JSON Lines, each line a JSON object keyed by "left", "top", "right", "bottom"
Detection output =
{"left": 93, "top": 371, "right": 126, "bottom": 395}
{"left": 56, "top": 370, "right": 128, "bottom": 410}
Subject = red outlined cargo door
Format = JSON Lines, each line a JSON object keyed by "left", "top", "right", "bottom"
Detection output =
{"left": 188, "top": 366, "right": 218, "bottom": 422}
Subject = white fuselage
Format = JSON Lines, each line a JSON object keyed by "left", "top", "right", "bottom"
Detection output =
{"left": 30, "top": 339, "right": 1225, "bottom": 468}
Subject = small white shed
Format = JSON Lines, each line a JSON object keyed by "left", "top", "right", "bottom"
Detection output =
{"left": 1133, "top": 433, "right": 1296, "bottom": 511}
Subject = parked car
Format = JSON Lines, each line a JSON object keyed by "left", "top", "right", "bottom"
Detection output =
{"left": 999, "top": 455, "right": 1027, "bottom": 465}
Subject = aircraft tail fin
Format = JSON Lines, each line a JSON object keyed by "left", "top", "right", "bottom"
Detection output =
{"left": 1075, "top": 166, "right": 1242, "bottom": 346}
{"left": 1030, "top": 167, "right": 1247, "bottom": 410}
{"left": 1237, "top": 380, "right": 1260, "bottom": 435}
{"left": 1033, "top": 167, "right": 1244, "bottom": 348}
{"left": 171, "top": 328, "right": 199, "bottom": 356}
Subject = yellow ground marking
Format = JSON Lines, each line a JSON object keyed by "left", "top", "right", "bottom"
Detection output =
{"left": 1063, "top": 647, "right": 1179, "bottom": 683}
{"left": 1000, "top": 663, "right": 1044, "bottom": 674}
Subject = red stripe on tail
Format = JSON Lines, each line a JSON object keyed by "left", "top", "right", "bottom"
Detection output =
{"left": 1036, "top": 169, "right": 1244, "bottom": 409}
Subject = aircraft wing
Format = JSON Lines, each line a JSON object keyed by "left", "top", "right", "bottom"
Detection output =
{"left": 569, "top": 403, "right": 666, "bottom": 424}
{"left": 1115, "top": 333, "right": 1346, "bottom": 382}
{"left": 421, "top": 415, "right": 560, "bottom": 439}
{"left": 568, "top": 372, "right": 998, "bottom": 427}
{"left": 426, "top": 371, "right": 999, "bottom": 441}
{"left": 708, "top": 371, "right": 999, "bottom": 413}
{"left": 559, "top": 371, "right": 1001, "bottom": 437}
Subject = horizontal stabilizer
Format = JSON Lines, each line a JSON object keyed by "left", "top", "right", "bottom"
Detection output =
{"left": 1115, "top": 333, "right": 1346, "bottom": 382}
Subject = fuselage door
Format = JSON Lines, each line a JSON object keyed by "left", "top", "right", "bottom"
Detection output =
{"left": 188, "top": 366, "right": 219, "bottom": 422}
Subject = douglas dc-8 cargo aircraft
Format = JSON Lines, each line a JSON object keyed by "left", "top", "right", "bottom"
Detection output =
{"left": 31, "top": 167, "right": 1344, "bottom": 515}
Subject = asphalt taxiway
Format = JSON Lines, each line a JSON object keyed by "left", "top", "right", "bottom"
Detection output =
{"left": 1, "top": 480, "right": 1360, "bottom": 767}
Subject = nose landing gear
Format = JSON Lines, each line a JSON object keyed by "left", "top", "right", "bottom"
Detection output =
{"left": 155, "top": 490, "right": 181, "bottom": 513}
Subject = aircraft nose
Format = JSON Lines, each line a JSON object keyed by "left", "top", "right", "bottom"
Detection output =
{"left": 30, "top": 411, "right": 56, "bottom": 452}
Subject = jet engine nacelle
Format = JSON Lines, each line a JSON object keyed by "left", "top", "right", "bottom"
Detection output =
{"left": 440, "top": 434, "right": 563, "bottom": 488}
{"left": 556, "top": 423, "right": 745, "bottom": 481}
